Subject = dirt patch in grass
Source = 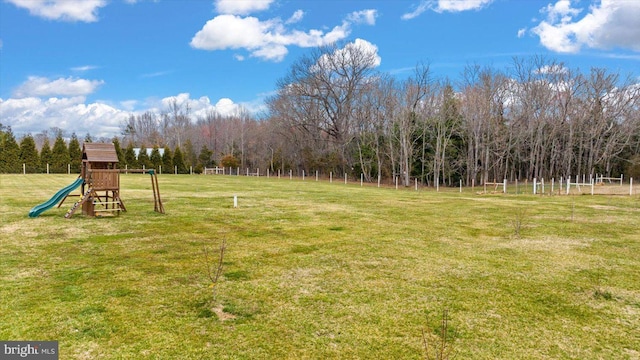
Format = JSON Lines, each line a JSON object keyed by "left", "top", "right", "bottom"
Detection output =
{"left": 1, "top": 222, "right": 39, "bottom": 238}
{"left": 502, "top": 236, "right": 595, "bottom": 252}
{"left": 588, "top": 204, "right": 640, "bottom": 212}
{"left": 213, "top": 304, "right": 237, "bottom": 321}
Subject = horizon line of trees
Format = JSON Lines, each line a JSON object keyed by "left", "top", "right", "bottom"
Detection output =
{"left": 2, "top": 50, "right": 640, "bottom": 183}
{"left": 0, "top": 125, "right": 229, "bottom": 175}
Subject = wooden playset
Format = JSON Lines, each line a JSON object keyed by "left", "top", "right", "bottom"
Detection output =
{"left": 28, "top": 142, "right": 164, "bottom": 218}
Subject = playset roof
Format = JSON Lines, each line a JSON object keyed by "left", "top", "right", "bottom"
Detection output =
{"left": 82, "top": 143, "right": 119, "bottom": 163}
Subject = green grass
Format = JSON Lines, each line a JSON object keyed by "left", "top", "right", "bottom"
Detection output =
{"left": 1, "top": 174, "right": 639, "bottom": 359}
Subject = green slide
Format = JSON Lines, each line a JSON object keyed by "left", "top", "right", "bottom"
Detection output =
{"left": 28, "top": 177, "right": 84, "bottom": 218}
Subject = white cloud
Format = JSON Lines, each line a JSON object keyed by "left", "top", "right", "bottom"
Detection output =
{"left": 120, "top": 100, "right": 138, "bottom": 111}
{"left": 6, "top": 0, "right": 107, "bottom": 22}
{"left": 535, "top": 64, "right": 568, "bottom": 75}
{"left": 402, "top": 0, "right": 493, "bottom": 19}
{"left": 71, "top": 65, "right": 99, "bottom": 72}
{"left": 191, "top": 10, "right": 376, "bottom": 62}
{"left": 517, "top": 28, "right": 526, "bottom": 38}
{"left": 190, "top": 15, "right": 280, "bottom": 57}
{"left": 347, "top": 9, "right": 378, "bottom": 25}
{"left": 401, "top": 2, "right": 429, "bottom": 20}
{"left": 541, "top": 0, "right": 581, "bottom": 23}
{"left": 0, "top": 96, "right": 128, "bottom": 138}
{"left": 213, "top": 98, "right": 241, "bottom": 117}
{"left": 215, "top": 0, "right": 274, "bottom": 15}
{"left": 14, "top": 76, "right": 104, "bottom": 97}
{"left": 286, "top": 10, "right": 304, "bottom": 24}
{"left": 532, "top": 0, "right": 640, "bottom": 53}
{"left": 316, "top": 39, "right": 381, "bottom": 71}
{"left": 140, "top": 70, "right": 172, "bottom": 78}
{"left": 143, "top": 93, "right": 250, "bottom": 121}
{"left": 0, "top": 93, "right": 257, "bottom": 139}
{"left": 604, "top": 53, "right": 640, "bottom": 61}
{"left": 436, "top": 0, "right": 494, "bottom": 12}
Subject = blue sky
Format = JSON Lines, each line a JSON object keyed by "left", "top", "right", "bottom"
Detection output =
{"left": 1, "top": 0, "right": 639, "bottom": 139}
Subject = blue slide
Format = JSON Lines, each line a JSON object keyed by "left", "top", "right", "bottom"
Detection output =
{"left": 28, "top": 177, "right": 84, "bottom": 218}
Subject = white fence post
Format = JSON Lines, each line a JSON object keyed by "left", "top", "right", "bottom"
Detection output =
{"left": 533, "top": 178, "right": 537, "bottom": 195}
{"left": 503, "top": 179, "right": 507, "bottom": 194}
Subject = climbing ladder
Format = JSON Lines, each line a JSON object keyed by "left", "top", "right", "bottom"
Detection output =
{"left": 65, "top": 188, "right": 93, "bottom": 219}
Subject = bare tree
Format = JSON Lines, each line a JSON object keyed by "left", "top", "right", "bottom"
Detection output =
{"left": 394, "top": 63, "right": 433, "bottom": 186}
{"left": 431, "top": 81, "right": 462, "bottom": 187}
{"left": 166, "top": 97, "right": 192, "bottom": 149}
{"left": 268, "top": 41, "right": 381, "bottom": 175}
{"left": 460, "top": 65, "right": 510, "bottom": 184}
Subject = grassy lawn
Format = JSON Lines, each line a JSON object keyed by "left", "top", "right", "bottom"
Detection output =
{"left": 1, "top": 174, "right": 639, "bottom": 359}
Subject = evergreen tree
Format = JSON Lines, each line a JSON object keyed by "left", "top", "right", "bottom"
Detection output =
{"left": 162, "top": 146, "right": 173, "bottom": 174}
{"left": 68, "top": 133, "right": 82, "bottom": 173}
{"left": 150, "top": 145, "right": 162, "bottom": 171}
{"left": 138, "top": 144, "right": 151, "bottom": 169}
{"left": 183, "top": 139, "right": 197, "bottom": 170}
{"left": 198, "top": 145, "right": 214, "bottom": 167}
{"left": 40, "top": 138, "right": 52, "bottom": 173}
{"left": 51, "top": 132, "right": 70, "bottom": 173}
{"left": 112, "top": 137, "right": 125, "bottom": 164}
{"left": 173, "top": 146, "right": 187, "bottom": 174}
{"left": 0, "top": 126, "right": 21, "bottom": 173}
{"left": 19, "top": 134, "right": 39, "bottom": 173}
{"left": 124, "top": 142, "right": 138, "bottom": 169}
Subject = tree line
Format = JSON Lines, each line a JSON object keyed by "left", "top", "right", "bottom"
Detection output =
{"left": 267, "top": 49, "right": 640, "bottom": 186}
{"left": 2, "top": 49, "right": 639, "bottom": 184}
{"left": 0, "top": 126, "right": 222, "bottom": 174}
